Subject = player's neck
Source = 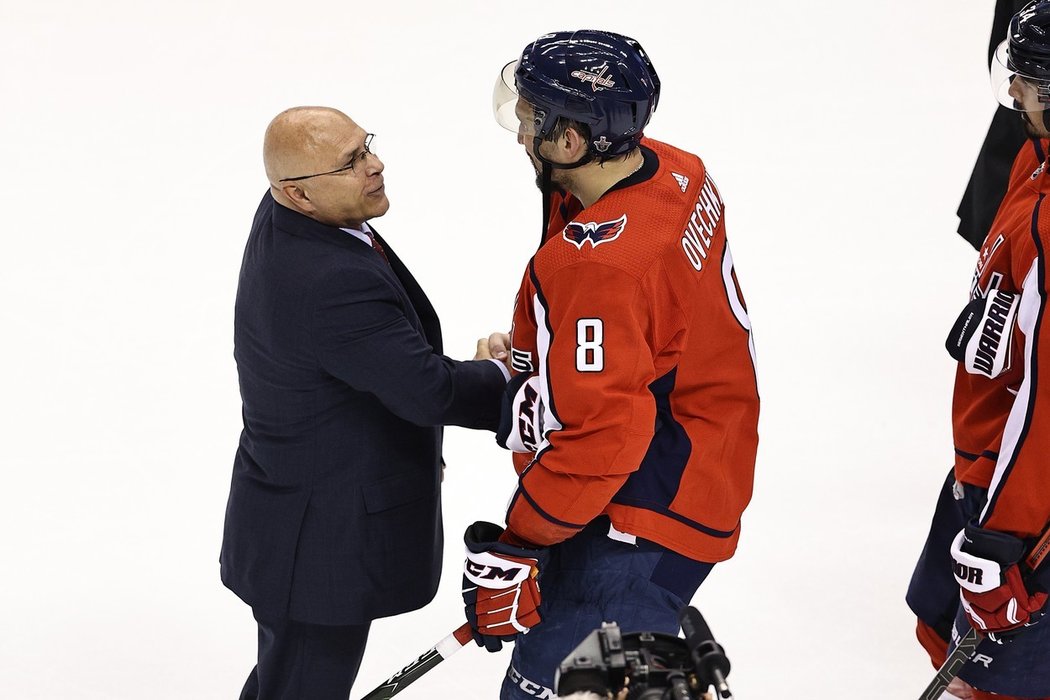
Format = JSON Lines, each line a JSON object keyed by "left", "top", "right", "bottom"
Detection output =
{"left": 569, "top": 150, "right": 645, "bottom": 208}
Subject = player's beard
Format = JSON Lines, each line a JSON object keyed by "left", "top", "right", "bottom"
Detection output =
{"left": 528, "top": 153, "right": 544, "bottom": 191}
{"left": 1021, "top": 111, "right": 1050, "bottom": 139}
{"left": 534, "top": 164, "right": 570, "bottom": 193}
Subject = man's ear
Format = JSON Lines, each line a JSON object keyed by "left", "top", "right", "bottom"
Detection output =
{"left": 282, "top": 184, "right": 315, "bottom": 212}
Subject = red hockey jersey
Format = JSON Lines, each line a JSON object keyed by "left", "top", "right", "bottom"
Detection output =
{"left": 504, "top": 138, "right": 760, "bottom": 563}
{"left": 953, "top": 138, "right": 1050, "bottom": 539}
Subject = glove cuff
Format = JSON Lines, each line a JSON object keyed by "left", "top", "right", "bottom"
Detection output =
{"left": 496, "top": 372, "right": 534, "bottom": 449}
{"left": 464, "top": 521, "right": 506, "bottom": 551}
{"left": 961, "top": 523, "right": 1025, "bottom": 565}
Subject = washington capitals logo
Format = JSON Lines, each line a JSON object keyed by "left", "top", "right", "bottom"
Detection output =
{"left": 562, "top": 214, "right": 627, "bottom": 249}
{"left": 570, "top": 62, "right": 616, "bottom": 92}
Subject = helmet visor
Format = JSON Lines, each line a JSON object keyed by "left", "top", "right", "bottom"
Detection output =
{"left": 493, "top": 60, "right": 546, "bottom": 138}
{"left": 991, "top": 39, "right": 1050, "bottom": 111}
{"left": 493, "top": 60, "right": 521, "bottom": 131}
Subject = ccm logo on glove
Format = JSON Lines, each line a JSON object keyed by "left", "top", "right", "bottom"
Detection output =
{"left": 465, "top": 551, "right": 535, "bottom": 586}
{"left": 462, "top": 521, "right": 547, "bottom": 653}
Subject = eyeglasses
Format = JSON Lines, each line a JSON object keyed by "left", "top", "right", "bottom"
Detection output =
{"left": 279, "top": 133, "right": 376, "bottom": 182}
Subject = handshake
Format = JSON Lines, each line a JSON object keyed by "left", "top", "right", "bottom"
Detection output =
{"left": 474, "top": 331, "right": 512, "bottom": 365}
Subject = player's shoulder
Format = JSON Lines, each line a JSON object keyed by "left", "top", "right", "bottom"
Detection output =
{"left": 1013, "top": 138, "right": 1050, "bottom": 192}
{"left": 636, "top": 139, "right": 725, "bottom": 240}
{"left": 533, "top": 140, "right": 722, "bottom": 279}
{"left": 633, "top": 138, "right": 711, "bottom": 205}
{"left": 602, "top": 139, "right": 725, "bottom": 263}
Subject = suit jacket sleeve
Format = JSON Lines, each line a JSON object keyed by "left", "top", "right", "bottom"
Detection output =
{"left": 312, "top": 266, "right": 504, "bottom": 430}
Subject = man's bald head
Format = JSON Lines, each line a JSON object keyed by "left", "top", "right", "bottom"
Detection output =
{"left": 261, "top": 106, "right": 388, "bottom": 228}
{"left": 263, "top": 106, "right": 355, "bottom": 185}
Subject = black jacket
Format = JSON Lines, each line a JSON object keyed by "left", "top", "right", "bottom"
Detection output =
{"left": 220, "top": 193, "right": 504, "bottom": 624}
{"left": 957, "top": 0, "right": 1030, "bottom": 249}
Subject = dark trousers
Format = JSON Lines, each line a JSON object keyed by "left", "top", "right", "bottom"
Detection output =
{"left": 239, "top": 609, "right": 371, "bottom": 700}
{"left": 502, "top": 517, "right": 714, "bottom": 700}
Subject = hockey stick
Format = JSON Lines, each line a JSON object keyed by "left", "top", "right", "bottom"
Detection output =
{"left": 918, "top": 523, "right": 1050, "bottom": 699}
{"left": 357, "top": 622, "right": 475, "bottom": 700}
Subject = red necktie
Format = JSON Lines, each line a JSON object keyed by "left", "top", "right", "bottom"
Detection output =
{"left": 365, "top": 230, "right": 390, "bottom": 265}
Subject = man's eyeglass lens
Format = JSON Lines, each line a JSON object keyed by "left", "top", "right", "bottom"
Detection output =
{"left": 279, "top": 134, "right": 375, "bottom": 182}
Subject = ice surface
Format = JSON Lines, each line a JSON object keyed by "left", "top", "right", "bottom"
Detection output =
{"left": 0, "top": 1, "right": 994, "bottom": 698}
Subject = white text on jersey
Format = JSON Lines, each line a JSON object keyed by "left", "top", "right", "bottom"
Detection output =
{"left": 681, "top": 176, "right": 724, "bottom": 271}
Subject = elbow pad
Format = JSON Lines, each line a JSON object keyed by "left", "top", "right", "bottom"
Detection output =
{"left": 946, "top": 288, "right": 1019, "bottom": 379}
{"left": 496, "top": 373, "right": 547, "bottom": 453}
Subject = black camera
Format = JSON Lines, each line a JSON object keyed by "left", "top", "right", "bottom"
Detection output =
{"left": 554, "top": 606, "right": 732, "bottom": 700}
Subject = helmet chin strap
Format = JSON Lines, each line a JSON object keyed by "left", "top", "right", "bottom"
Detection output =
{"left": 1020, "top": 110, "right": 1050, "bottom": 136}
{"left": 539, "top": 160, "right": 553, "bottom": 250}
{"left": 533, "top": 135, "right": 594, "bottom": 249}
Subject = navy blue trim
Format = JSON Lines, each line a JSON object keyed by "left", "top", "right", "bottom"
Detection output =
{"left": 609, "top": 495, "right": 738, "bottom": 539}
{"left": 517, "top": 479, "right": 588, "bottom": 531}
{"left": 606, "top": 145, "right": 659, "bottom": 195}
{"left": 504, "top": 488, "right": 524, "bottom": 527}
{"left": 982, "top": 193, "right": 1046, "bottom": 526}
{"left": 613, "top": 368, "right": 691, "bottom": 511}
{"left": 1033, "top": 138, "right": 1046, "bottom": 165}
{"left": 954, "top": 448, "right": 999, "bottom": 462}
{"left": 607, "top": 367, "right": 735, "bottom": 541}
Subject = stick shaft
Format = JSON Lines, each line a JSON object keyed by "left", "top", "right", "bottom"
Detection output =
{"left": 918, "top": 627, "right": 980, "bottom": 700}
{"left": 357, "top": 623, "right": 474, "bottom": 700}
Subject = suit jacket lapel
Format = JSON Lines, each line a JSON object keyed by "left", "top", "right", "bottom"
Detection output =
{"left": 267, "top": 194, "right": 442, "bottom": 352}
{"left": 370, "top": 227, "right": 443, "bottom": 354}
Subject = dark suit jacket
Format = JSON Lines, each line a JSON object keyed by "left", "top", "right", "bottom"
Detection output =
{"left": 221, "top": 192, "right": 505, "bottom": 625}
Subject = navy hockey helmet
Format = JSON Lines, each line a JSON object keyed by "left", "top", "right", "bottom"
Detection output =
{"left": 493, "top": 30, "right": 660, "bottom": 162}
{"left": 992, "top": 0, "right": 1050, "bottom": 111}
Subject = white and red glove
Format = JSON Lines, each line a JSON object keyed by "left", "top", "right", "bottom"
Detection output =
{"left": 495, "top": 373, "right": 547, "bottom": 453}
{"left": 462, "top": 521, "right": 547, "bottom": 652}
{"left": 950, "top": 523, "right": 1048, "bottom": 641}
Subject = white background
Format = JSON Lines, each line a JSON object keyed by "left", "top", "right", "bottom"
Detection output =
{"left": 0, "top": 1, "right": 1000, "bottom": 698}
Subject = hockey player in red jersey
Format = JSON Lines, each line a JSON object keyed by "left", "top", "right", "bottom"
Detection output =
{"left": 460, "top": 31, "right": 759, "bottom": 699}
{"left": 907, "top": 3, "right": 1050, "bottom": 698}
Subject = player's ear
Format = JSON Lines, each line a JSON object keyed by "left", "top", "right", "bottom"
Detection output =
{"left": 564, "top": 126, "right": 588, "bottom": 159}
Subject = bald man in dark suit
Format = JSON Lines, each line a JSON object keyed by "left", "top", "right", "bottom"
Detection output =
{"left": 221, "top": 106, "right": 508, "bottom": 700}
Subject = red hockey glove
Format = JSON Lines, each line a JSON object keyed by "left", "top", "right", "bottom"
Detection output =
{"left": 950, "top": 524, "right": 1048, "bottom": 641}
{"left": 462, "top": 521, "right": 547, "bottom": 652}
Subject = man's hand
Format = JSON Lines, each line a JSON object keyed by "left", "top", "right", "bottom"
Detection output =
{"left": 462, "top": 521, "right": 546, "bottom": 652}
{"left": 950, "top": 523, "right": 1048, "bottom": 639}
{"left": 475, "top": 332, "right": 510, "bottom": 364}
{"left": 944, "top": 677, "right": 975, "bottom": 700}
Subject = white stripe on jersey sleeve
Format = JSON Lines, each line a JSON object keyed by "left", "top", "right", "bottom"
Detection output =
{"left": 533, "top": 292, "right": 564, "bottom": 445}
{"left": 981, "top": 259, "right": 1040, "bottom": 524}
{"left": 721, "top": 243, "right": 758, "bottom": 374}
